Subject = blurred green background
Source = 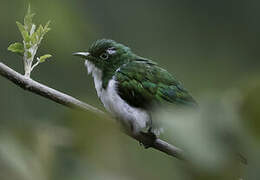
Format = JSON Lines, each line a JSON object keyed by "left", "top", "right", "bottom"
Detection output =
{"left": 0, "top": 0, "right": 259, "bottom": 179}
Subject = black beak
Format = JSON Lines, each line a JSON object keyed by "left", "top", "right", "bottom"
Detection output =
{"left": 72, "top": 52, "right": 90, "bottom": 59}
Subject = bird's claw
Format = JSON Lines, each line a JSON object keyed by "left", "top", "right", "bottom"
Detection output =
{"left": 139, "top": 129, "right": 157, "bottom": 149}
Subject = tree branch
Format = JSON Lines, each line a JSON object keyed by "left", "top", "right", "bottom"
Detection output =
{"left": 0, "top": 62, "right": 184, "bottom": 160}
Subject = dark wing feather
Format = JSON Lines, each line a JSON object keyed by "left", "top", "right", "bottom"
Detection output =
{"left": 115, "top": 60, "right": 197, "bottom": 109}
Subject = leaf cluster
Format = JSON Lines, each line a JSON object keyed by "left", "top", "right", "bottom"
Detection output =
{"left": 7, "top": 5, "right": 52, "bottom": 77}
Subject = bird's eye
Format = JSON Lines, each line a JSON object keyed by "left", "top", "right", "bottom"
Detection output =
{"left": 100, "top": 52, "right": 109, "bottom": 60}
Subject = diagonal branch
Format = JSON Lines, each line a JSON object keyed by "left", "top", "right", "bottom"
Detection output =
{"left": 0, "top": 62, "right": 184, "bottom": 160}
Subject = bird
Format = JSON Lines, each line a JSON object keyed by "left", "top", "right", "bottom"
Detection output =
{"left": 73, "top": 39, "right": 197, "bottom": 140}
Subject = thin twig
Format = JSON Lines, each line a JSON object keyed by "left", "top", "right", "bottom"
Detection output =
{"left": 31, "top": 59, "right": 40, "bottom": 71}
{"left": 0, "top": 62, "right": 184, "bottom": 160}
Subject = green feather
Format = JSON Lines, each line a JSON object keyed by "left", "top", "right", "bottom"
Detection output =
{"left": 115, "top": 59, "right": 197, "bottom": 109}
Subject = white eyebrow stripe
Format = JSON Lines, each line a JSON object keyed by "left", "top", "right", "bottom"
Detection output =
{"left": 107, "top": 48, "right": 116, "bottom": 55}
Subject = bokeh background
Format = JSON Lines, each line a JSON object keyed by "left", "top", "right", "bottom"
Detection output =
{"left": 0, "top": 0, "right": 259, "bottom": 179}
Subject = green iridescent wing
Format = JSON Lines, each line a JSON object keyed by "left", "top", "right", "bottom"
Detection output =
{"left": 115, "top": 59, "right": 197, "bottom": 109}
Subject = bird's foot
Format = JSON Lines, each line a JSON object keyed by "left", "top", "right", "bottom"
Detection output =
{"left": 139, "top": 128, "right": 157, "bottom": 149}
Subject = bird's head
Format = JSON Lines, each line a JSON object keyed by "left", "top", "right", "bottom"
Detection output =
{"left": 73, "top": 39, "right": 134, "bottom": 73}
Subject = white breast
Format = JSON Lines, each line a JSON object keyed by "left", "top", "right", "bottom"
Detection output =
{"left": 85, "top": 60, "right": 150, "bottom": 134}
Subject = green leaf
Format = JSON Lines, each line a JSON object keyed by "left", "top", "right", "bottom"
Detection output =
{"left": 16, "top": 21, "right": 30, "bottom": 41}
{"left": 25, "top": 42, "right": 31, "bottom": 49}
{"left": 43, "top": 21, "right": 51, "bottom": 33}
{"left": 31, "top": 29, "right": 38, "bottom": 44}
{"left": 27, "top": 51, "right": 32, "bottom": 59}
{"left": 34, "top": 25, "right": 44, "bottom": 44}
{"left": 38, "top": 21, "right": 51, "bottom": 43}
{"left": 24, "top": 4, "right": 35, "bottom": 32}
{"left": 8, "top": 42, "right": 24, "bottom": 56}
{"left": 39, "top": 54, "right": 52, "bottom": 63}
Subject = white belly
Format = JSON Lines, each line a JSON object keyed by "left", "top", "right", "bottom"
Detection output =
{"left": 85, "top": 60, "right": 150, "bottom": 133}
{"left": 100, "top": 79, "right": 150, "bottom": 133}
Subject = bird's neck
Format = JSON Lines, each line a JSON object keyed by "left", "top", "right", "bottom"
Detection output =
{"left": 85, "top": 60, "right": 117, "bottom": 92}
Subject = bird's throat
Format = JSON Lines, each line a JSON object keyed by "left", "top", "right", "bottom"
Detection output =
{"left": 85, "top": 60, "right": 98, "bottom": 75}
{"left": 84, "top": 60, "right": 104, "bottom": 97}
